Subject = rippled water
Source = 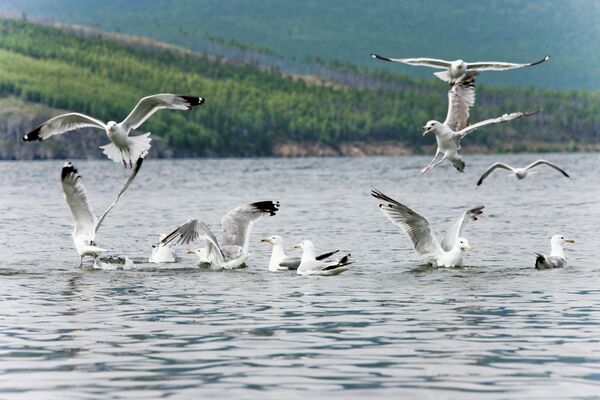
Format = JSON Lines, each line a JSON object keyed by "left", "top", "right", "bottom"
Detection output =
{"left": 1, "top": 153, "right": 599, "bottom": 398}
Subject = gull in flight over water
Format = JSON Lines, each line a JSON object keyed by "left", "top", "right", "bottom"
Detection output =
{"left": 23, "top": 94, "right": 204, "bottom": 167}
{"left": 372, "top": 190, "right": 483, "bottom": 267}
{"left": 61, "top": 155, "right": 145, "bottom": 264}
{"left": 477, "top": 160, "right": 570, "bottom": 186}
{"left": 421, "top": 72, "right": 540, "bottom": 173}
{"left": 149, "top": 234, "right": 177, "bottom": 263}
{"left": 293, "top": 240, "right": 351, "bottom": 276}
{"left": 160, "top": 201, "right": 280, "bottom": 269}
{"left": 261, "top": 235, "right": 339, "bottom": 271}
{"left": 370, "top": 53, "right": 549, "bottom": 84}
{"left": 535, "top": 235, "right": 574, "bottom": 269}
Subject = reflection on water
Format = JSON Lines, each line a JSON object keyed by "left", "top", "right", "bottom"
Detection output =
{"left": 0, "top": 153, "right": 599, "bottom": 398}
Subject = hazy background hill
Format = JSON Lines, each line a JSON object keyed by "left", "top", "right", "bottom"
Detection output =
{"left": 2, "top": 0, "right": 599, "bottom": 90}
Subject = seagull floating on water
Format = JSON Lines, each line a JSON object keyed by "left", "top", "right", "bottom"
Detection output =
{"left": 477, "top": 160, "right": 570, "bottom": 186}
{"left": 293, "top": 240, "right": 351, "bottom": 276}
{"left": 372, "top": 190, "right": 483, "bottom": 267}
{"left": 61, "top": 155, "right": 144, "bottom": 263}
{"left": 23, "top": 94, "right": 204, "bottom": 167}
{"left": 160, "top": 201, "right": 280, "bottom": 269}
{"left": 149, "top": 234, "right": 177, "bottom": 263}
{"left": 370, "top": 53, "right": 549, "bottom": 84}
{"left": 535, "top": 235, "right": 574, "bottom": 269}
{"left": 261, "top": 235, "right": 339, "bottom": 271}
{"left": 421, "top": 72, "right": 540, "bottom": 173}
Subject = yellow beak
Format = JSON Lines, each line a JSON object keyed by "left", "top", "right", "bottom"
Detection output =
{"left": 260, "top": 237, "right": 271, "bottom": 243}
{"left": 187, "top": 249, "right": 196, "bottom": 254}
{"left": 293, "top": 243, "right": 301, "bottom": 249}
{"left": 565, "top": 239, "right": 575, "bottom": 244}
{"left": 465, "top": 244, "right": 473, "bottom": 252}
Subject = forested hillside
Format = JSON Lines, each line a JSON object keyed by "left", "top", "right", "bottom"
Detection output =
{"left": 0, "top": 19, "right": 598, "bottom": 160}
{"left": 2, "top": 0, "right": 600, "bottom": 90}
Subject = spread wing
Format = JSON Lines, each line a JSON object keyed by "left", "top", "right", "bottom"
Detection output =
{"left": 444, "top": 72, "right": 477, "bottom": 131}
{"left": 221, "top": 201, "right": 280, "bottom": 253}
{"left": 121, "top": 94, "right": 204, "bottom": 130}
{"left": 440, "top": 206, "right": 484, "bottom": 252}
{"left": 61, "top": 162, "right": 96, "bottom": 239}
{"left": 525, "top": 160, "right": 570, "bottom": 177}
{"left": 477, "top": 163, "right": 515, "bottom": 186}
{"left": 370, "top": 53, "right": 451, "bottom": 69}
{"left": 95, "top": 153, "right": 146, "bottom": 232}
{"left": 160, "top": 219, "right": 225, "bottom": 260}
{"left": 467, "top": 56, "right": 549, "bottom": 72}
{"left": 371, "top": 189, "right": 443, "bottom": 258}
{"left": 23, "top": 113, "right": 106, "bottom": 141}
{"left": 457, "top": 109, "right": 541, "bottom": 138}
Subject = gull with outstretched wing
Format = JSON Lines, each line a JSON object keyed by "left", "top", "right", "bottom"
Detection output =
{"left": 477, "top": 160, "right": 569, "bottom": 186}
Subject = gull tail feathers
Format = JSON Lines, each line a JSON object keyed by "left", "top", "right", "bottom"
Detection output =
{"left": 433, "top": 70, "right": 451, "bottom": 83}
{"left": 100, "top": 133, "right": 151, "bottom": 168}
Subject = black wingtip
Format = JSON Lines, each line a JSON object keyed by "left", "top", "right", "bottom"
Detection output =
{"left": 251, "top": 201, "right": 280, "bottom": 216}
{"left": 180, "top": 95, "right": 205, "bottom": 109}
{"left": 370, "top": 53, "right": 392, "bottom": 62}
{"left": 23, "top": 125, "right": 43, "bottom": 142}
{"left": 529, "top": 55, "right": 550, "bottom": 67}
{"left": 61, "top": 161, "right": 78, "bottom": 180}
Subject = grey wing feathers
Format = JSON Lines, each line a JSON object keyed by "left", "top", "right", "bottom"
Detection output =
{"left": 477, "top": 163, "right": 514, "bottom": 186}
{"left": 467, "top": 56, "right": 549, "bottom": 71}
{"left": 535, "top": 253, "right": 567, "bottom": 269}
{"left": 121, "top": 94, "right": 205, "bottom": 130}
{"left": 221, "top": 201, "right": 280, "bottom": 250}
{"left": 279, "top": 257, "right": 301, "bottom": 270}
{"left": 371, "top": 189, "right": 442, "bottom": 257}
{"left": 61, "top": 162, "right": 96, "bottom": 237}
{"left": 444, "top": 72, "right": 477, "bottom": 131}
{"left": 95, "top": 153, "right": 146, "bottom": 232}
{"left": 441, "top": 206, "right": 484, "bottom": 251}
{"left": 23, "top": 113, "right": 106, "bottom": 141}
{"left": 161, "top": 219, "right": 225, "bottom": 259}
{"left": 525, "top": 160, "right": 569, "bottom": 177}
{"left": 457, "top": 109, "right": 541, "bottom": 138}
{"left": 370, "top": 53, "right": 451, "bottom": 68}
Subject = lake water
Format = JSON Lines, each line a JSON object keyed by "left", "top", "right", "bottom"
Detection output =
{"left": 1, "top": 153, "right": 599, "bottom": 399}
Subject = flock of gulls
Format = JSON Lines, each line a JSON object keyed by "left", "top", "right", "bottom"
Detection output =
{"left": 23, "top": 52, "right": 574, "bottom": 274}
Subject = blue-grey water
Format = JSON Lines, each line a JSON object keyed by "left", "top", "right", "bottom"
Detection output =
{"left": 1, "top": 153, "right": 599, "bottom": 399}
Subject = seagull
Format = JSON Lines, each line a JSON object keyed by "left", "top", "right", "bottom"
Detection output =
{"left": 372, "top": 189, "right": 484, "bottom": 267}
{"left": 370, "top": 53, "right": 549, "bottom": 84}
{"left": 61, "top": 155, "right": 145, "bottom": 264}
{"left": 292, "top": 240, "right": 351, "bottom": 276}
{"left": 535, "top": 235, "right": 574, "bottom": 269}
{"left": 421, "top": 72, "right": 540, "bottom": 173}
{"left": 261, "top": 235, "right": 339, "bottom": 271}
{"left": 149, "top": 234, "right": 177, "bottom": 263}
{"left": 477, "top": 160, "right": 570, "bottom": 186}
{"left": 160, "top": 201, "right": 280, "bottom": 269}
{"left": 23, "top": 94, "right": 204, "bottom": 168}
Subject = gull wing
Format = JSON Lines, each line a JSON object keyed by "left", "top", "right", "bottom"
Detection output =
{"left": 525, "top": 160, "right": 570, "bottom": 177}
{"left": 61, "top": 162, "right": 96, "bottom": 240}
{"left": 279, "top": 256, "right": 301, "bottom": 270}
{"left": 444, "top": 72, "right": 477, "bottom": 131}
{"left": 221, "top": 201, "right": 280, "bottom": 253}
{"left": 477, "top": 163, "right": 515, "bottom": 186}
{"left": 161, "top": 219, "right": 225, "bottom": 260}
{"left": 95, "top": 153, "right": 146, "bottom": 232}
{"left": 467, "top": 56, "right": 549, "bottom": 72}
{"left": 457, "top": 109, "right": 541, "bottom": 138}
{"left": 23, "top": 113, "right": 106, "bottom": 141}
{"left": 370, "top": 53, "right": 451, "bottom": 69}
{"left": 371, "top": 189, "right": 443, "bottom": 258}
{"left": 121, "top": 94, "right": 205, "bottom": 130}
{"left": 440, "top": 206, "right": 484, "bottom": 252}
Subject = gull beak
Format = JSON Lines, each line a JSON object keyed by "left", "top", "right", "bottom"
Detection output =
{"left": 565, "top": 239, "right": 575, "bottom": 244}
{"left": 187, "top": 249, "right": 196, "bottom": 254}
{"left": 422, "top": 126, "right": 429, "bottom": 136}
{"left": 293, "top": 243, "right": 301, "bottom": 249}
{"left": 260, "top": 237, "right": 271, "bottom": 243}
{"left": 465, "top": 244, "right": 473, "bottom": 252}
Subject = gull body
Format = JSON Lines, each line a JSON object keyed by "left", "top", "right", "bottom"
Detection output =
{"left": 372, "top": 190, "right": 483, "bottom": 267}
{"left": 477, "top": 160, "right": 570, "bottom": 185}
{"left": 535, "top": 235, "right": 574, "bottom": 269}
{"left": 261, "top": 235, "right": 339, "bottom": 271}
{"left": 293, "top": 240, "right": 351, "bottom": 276}
{"left": 149, "top": 234, "right": 177, "bottom": 263}
{"left": 23, "top": 94, "right": 204, "bottom": 168}
{"left": 370, "top": 53, "right": 549, "bottom": 84}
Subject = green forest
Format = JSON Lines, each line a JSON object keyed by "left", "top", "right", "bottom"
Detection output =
{"left": 0, "top": 19, "right": 599, "bottom": 158}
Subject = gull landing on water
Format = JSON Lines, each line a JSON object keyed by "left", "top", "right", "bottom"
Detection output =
{"left": 160, "top": 201, "right": 280, "bottom": 269}
{"left": 293, "top": 240, "right": 351, "bottom": 276}
{"left": 420, "top": 72, "right": 541, "bottom": 173}
{"left": 370, "top": 53, "right": 549, "bottom": 84}
{"left": 477, "top": 160, "right": 570, "bottom": 186}
{"left": 535, "top": 235, "right": 574, "bottom": 269}
{"left": 149, "top": 234, "right": 177, "bottom": 263}
{"left": 23, "top": 94, "right": 204, "bottom": 168}
{"left": 261, "top": 235, "right": 339, "bottom": 271}
{"left": 372, "top": 190, "right": 483, "bottom": 268}
{"left": 61, "top": 155, "right": 145, "bottom": 264}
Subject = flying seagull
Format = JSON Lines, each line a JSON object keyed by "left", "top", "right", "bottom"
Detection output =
{"left": 477, "top": 160, "right": 570, "bottom": 186}
{"left": 149, "top": 233, "right": 177, "bottom": 263}
{"left": 372, "top": 189, "right": 483, "bottom": 267}
{"left": 292, "top": 240, "right": 351, "bottom": 276}
{"left": 370, "top": 53, "right": 549, "bottom": 84}
{"left": 535, "top": 235, "right": 574, "bottom": 269}
{"left": 160, "top": 201, "right": 280, "bottom": 269}
{"left": 421, "top": 72, "right": 540, "bottom": 173}
{"left": 261, "top": 235, "right": 339, "bottom": 271}
{"left": 23, "top": 94, "right": 204, "bottom": 167}
{"left": 61, "top": 155, "right": 145, "bottom": 263}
